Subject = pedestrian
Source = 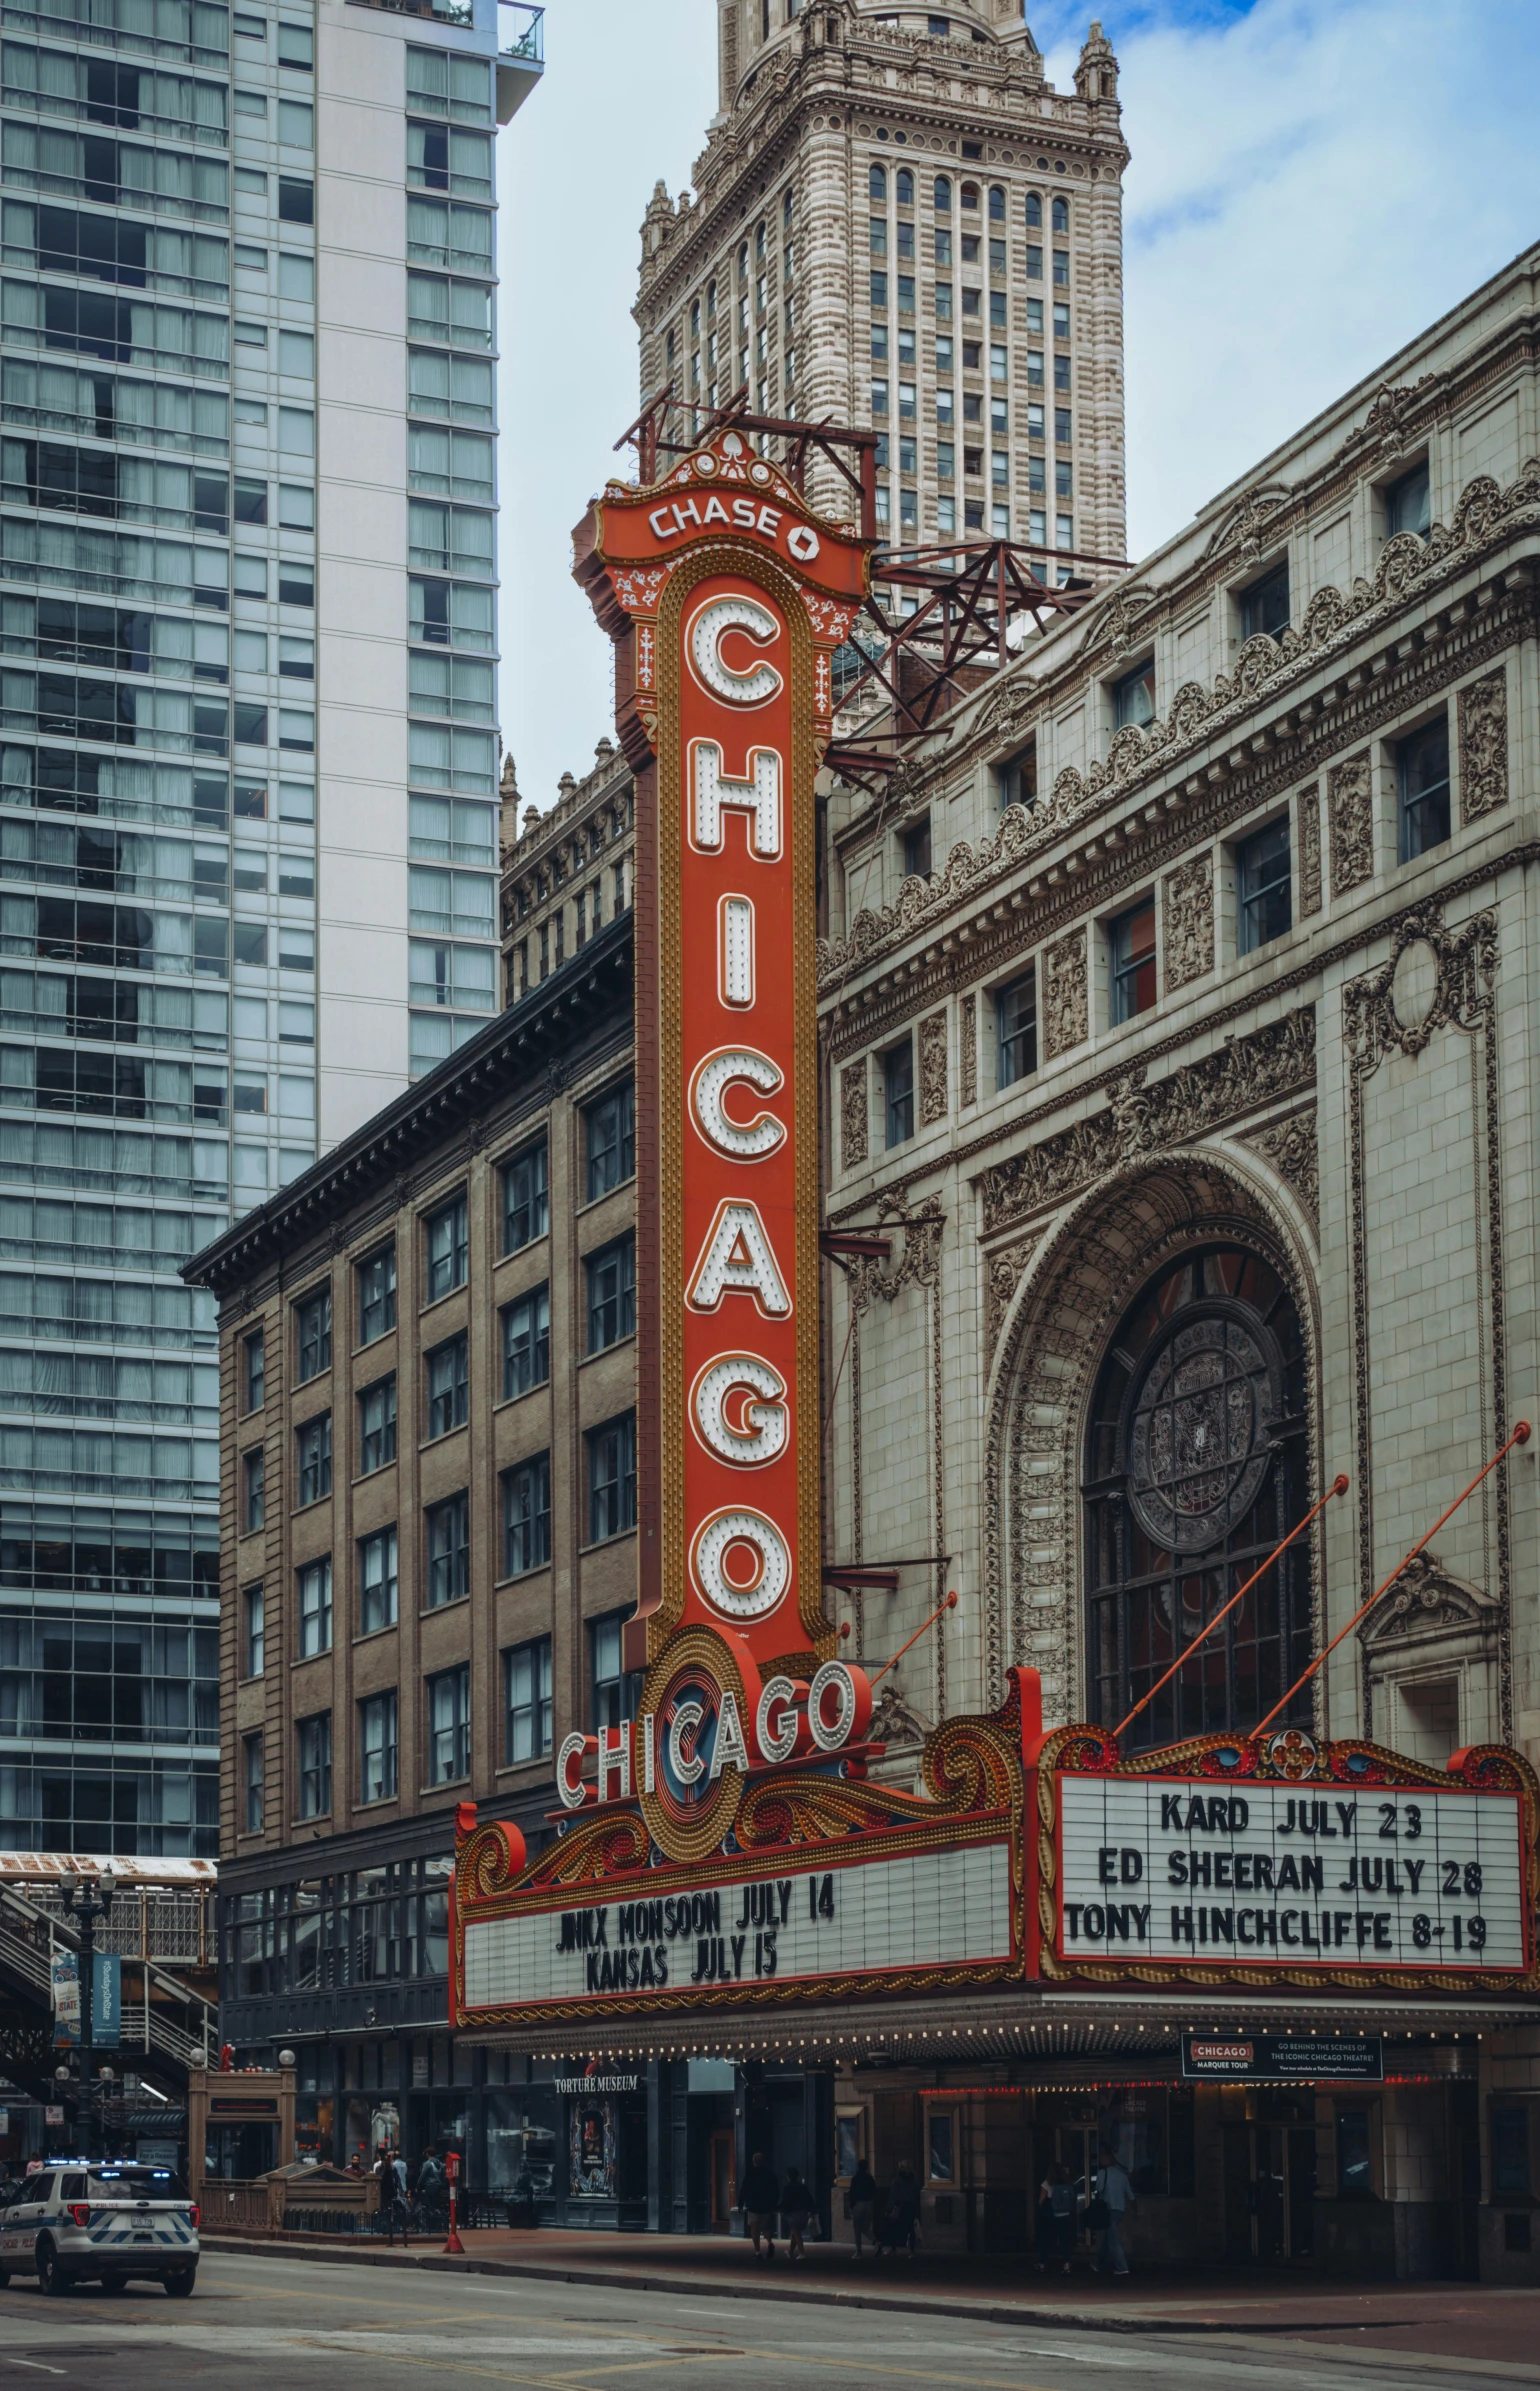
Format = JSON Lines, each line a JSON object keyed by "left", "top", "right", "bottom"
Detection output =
{"left": 1091, "top": 2145, "right": 1134, "bottom": 2278}
{"left": 780, "top": 2164, "right": 812, "bottom": 2262}
{"left": 382, "top": 2147, "right": 411, "bottom": 2247}
{"left": 1036, "top": 2162, "right": 1075, "bottom": 2274}
{"left": 880, "top": 2160, "right": 919, "bottom": 2259}
{"left": 738, "top": 2148, "right": 780, "bottom": 2260}
{"left": 847, "top": 2156, "right": 878, "bottom": 2258}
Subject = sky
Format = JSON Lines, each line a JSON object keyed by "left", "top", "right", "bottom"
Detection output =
{"left": 496, "top": 0, "right": 1539, "bottom": 816}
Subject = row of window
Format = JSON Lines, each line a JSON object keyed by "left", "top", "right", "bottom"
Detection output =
{"left": 870, "top": 258, "right": 1069, "bottom": 309}
{"left": 244, "top": 1604, "right": 632, "bottom": 1830}
{"left": 246, "top": 1411, "right": 637, "bottom": 1598}
{"left": 509, "top": 861, "right": 628, "bottom": 996}
{"left": 242, "top": 1084, "right": 634, "bottom": 1408}
{"left": 868, "top": 169, "right": 1071, "bottom": 234}
{"left": 242, "top": 1421, "right": 635, "bottom": 1700}
{"left": 250, "top": 1248, "right": 634, "bottom": 1515}
{"left": 867, "top": 712, "right": 1457, "bottom": 1150}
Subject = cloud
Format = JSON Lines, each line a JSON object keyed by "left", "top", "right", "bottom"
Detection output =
{"left": 497, "top": 0, "right": 1537, "bottom": 810}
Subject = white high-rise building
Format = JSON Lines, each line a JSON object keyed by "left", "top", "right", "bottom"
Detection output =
{"left": 0, "top": 0, "right": 539, "bottom": 1856}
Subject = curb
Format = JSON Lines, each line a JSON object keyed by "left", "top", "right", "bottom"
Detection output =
{"left": 197, "top": 2235, "right": 1443, "bottom": 2337}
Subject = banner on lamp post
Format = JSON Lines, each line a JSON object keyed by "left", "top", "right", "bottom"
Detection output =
{"left": 93, "top": 1951, "right": 121, "bottom": 2049}
{"left": 51, "top": 1947, "right": 79, "bottom": 2044}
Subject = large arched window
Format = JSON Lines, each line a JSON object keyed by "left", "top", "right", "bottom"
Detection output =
{"left": 1083, "top": 1245, "right": 1313, "bottom": 1750}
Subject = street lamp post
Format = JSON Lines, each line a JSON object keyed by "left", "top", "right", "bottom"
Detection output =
{"left": 58, "top": 1867, "right": 116, "bottom": 2153}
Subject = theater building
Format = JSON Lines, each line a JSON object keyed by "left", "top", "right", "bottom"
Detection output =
{"left": 450, "top": 247, "right": 1540, "bottom": 2279}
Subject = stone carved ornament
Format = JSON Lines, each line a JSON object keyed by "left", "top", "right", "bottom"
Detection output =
{"left": 841, "top": 1059, "right": 868, "bottom": 1170}
{"left": 1328, "top": 754, "right": 1373, "bottom": 895}
{"left": 959, "top": 992, "right": 978, "bottom": 1108}
{"left": 979, "top": 1006, "right": 1316, "bottom": 1237}
{"left": 1362, "top": 1548, "right": 1500, "bottom": 1646}
{"left": 1242, "top": 1109, "right": 1319, "bottom": 1234}
{"left": 1296, "top": 782, "right": 1323, "bottom": 917}
{"left": 1459, "top": 667, "right": 1509, "bottom": 824}
{"left": 867, "top": 1683, "right": 930, "bottom": 1749}
{"left": 1342, "top": 904, "right": 1495, "bottom": 1070}
{"left": 818, "top": 456, "right": 1540, "bottom": 991}
{"left": 845, "top": 1190, "right": 945, "bottom": 1317}
{"left": 1041, "top": 927, "right": 1088, "bottom": 1060}
{"left": 1163, "top": 851, "right": 1214, "bottom": 991}
{"left": 985, "top": 1233, "right": 1044, "bottom": 1358}
{"left": 919, "top": 1009, "right": 948, "bottom": 1126}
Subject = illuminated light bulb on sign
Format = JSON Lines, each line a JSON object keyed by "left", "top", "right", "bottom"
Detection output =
{"left": 689, "top": 1047, "right": 786, "bottom": 1160}
{"left": 691, "top": 739, "right": 782, "bottom": 858}
{"left": 687, "top": 594, "right": 784, "bottom": 708}
{"left": 687, "top": 1200, "right": 792, "bottom": 1316}
{"left": 718, "top": 895, "right": 755, "bottom": 1006}
{"left": 691, "top": 1505, "right": 792, "bottom": 1622}
{"left": 691, "top": 1354, "right": 788, "bottom": 1467}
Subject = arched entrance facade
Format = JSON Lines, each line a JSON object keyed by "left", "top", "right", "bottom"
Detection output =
{"left": 983, "top": 1146, "right": 1323, "bottom": 1733}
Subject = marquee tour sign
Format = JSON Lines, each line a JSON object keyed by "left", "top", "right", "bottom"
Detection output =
{"left": 446, "top": 429, "right": 1540, "bottom": 2039}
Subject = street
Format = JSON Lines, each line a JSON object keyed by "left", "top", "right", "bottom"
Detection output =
{"left": 0, "top": 2250, "right": 1533, "bottom": 2390}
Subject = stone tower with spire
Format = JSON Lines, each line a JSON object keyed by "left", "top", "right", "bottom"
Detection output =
{"left": 635, "top": 2, "right": 1129, "bottom": 569}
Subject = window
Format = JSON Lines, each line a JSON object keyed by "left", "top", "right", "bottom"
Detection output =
{"left": 243, "top": 1447, "right": 265, "bottom": 1533}
{"left": 869, "top": 164, "right": 886, "bottom": 201}
{"left": 426, "top": 1333, "right": 469, "bottom": 1438}
{"left": 1396, "top": 715, "right": 1450, "bottom": 861}
{"left": 884, "top": 1038, "right": 914, "bottom": 1147}
{"left": 1492, "top": 2105, "right": 1532, "bottom": 2199}
{"left": 934, "top": 174, "right": 951, "bottom": 211}
{"left": 587, "top": 1412, "right": 637, "bottom": 1543}
{"left": 1239, "top": 560, "right": 1290, "bottom": 642}
{"left": 928, "top": 2109, "right": 955, "bottom": 2183}
{"left": 244, "top": 1584, "right": 265, "bottom": 1678}
{"left": 296, "top": 1410, "right": 331, "bottom": 1505}
{"left": 426, "top": 1490, "right": 470, "bottom": 1607}
{"left": 295, "top": 1284, "right": 331, "bottom": 1381}
{"left": 1112, "top": 659, "right": 1156, "bottom": 732}
{"left": 360, "top": 1525, "right": 398, "bottom": 1635}
{"left": 502, "top": 1285, "right": 550, "bottom": 1398}
{"left": 587, "top": 1237, "right": 636, "bottom": 1353}
{"left": 503, "top": 1451, "right": 551, "bottom": 1577}
{"left": 1109, "top": 899, "right": 1157, "bottom": 1025}
{"left": 591, "top": 1609, "right": 641, "bottom": 1734}
{"left": 242, "top": 1732, "right": 264, "bottom": 1833}
{"left": 995, "top": 972, "right": 1037, "bottom": 1090}
{"left": 1051, "top": 195, "right": 1068, "bottom": 234}
{"left": 357, "top": 1246, "right": 396, "bottom": 1344}
{"left": 424, "top": 1192, "right": 468, "bottom": 1300}
{"left": 243, "top": 1330, "right": 264, "bottom": 1412}
{"left": 297, "top": 1555, "right": 331, "bottom": 1657}
{"left": 902, "top": 816, "right": 932, "bottom": 880}
{"left": 585, "top": 1081, "right": 635, "bottom": 1200}
{"left": 359, "top": 1375, "right": 396, "bottom": 1474}
{"left": 998, "top": 740, "right": 1037, "bottom": 811}
{"left": 1085, "top": 1247, "right": 1312, "bottom": 1750}
{"left": 505, "top": 1636, "right": 552, "bottom": 1764}
{"left": 427, "top": 1664, "right": 470, "bottom": 1785}
{"left": 360, "top": 1690, "right": 397, "bottom": 1803}
{"left": 1384, "top": 459, "right": 1431, "bottom": 540}
{"left": 1236, "top": 818, "right": 1292, "bottom": 954}
{"left": 1337, "top": 2109, "right": 1373, "bottom": 2199}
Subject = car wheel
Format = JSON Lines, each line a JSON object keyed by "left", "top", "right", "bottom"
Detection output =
{"left": 36, "top": 2241, "right": 72, "bottom": 2297}
{"left": 164, "top": 2268, "right": 197, "bottom": 2298}
{"left": 103, "top": 2275, "right": 127, "bottom": 2294}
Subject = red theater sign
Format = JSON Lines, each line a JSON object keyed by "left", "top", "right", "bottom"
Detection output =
{"left": 565, "top": 429, "right": 867, "bottom": 1847}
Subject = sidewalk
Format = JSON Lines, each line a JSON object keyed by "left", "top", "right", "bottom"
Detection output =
{"left": 204, "top": 2225, "right": 1540, "bottom": 2369}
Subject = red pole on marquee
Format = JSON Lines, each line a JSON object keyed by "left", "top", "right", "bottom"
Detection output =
{"left": 1254, "top": 1421, "right": 1531, "bottom": 1739}
{"left": 1113, "top": 1475, "right": 1349, "bottom": 1742}
{"left": 869, "top": 1590, "right": 959, "bottom": 1690}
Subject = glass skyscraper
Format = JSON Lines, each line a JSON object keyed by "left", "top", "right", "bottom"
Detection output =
{"left": 0, "top": 0, "right": 536, "bottom": 1854}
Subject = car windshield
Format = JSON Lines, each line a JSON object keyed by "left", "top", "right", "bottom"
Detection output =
{"left": 88, "top": 2166, "right": 189, "bottom": 2201}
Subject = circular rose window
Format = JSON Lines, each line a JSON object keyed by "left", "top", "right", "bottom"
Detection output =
{"left": 1125, "top": 1310, "right": 1279, "bottom": 1554}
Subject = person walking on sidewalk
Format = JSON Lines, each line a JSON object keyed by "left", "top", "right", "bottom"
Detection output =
{"left": 1037, "top": 2162, "right": 1074, "bottom": 2274}
{"left": 847, "top": 2157, "right": 878, "bottom": 2258}
{"left": 1091, "top": 2145, "right": 1134, "bottom": 2278}
{"left": 780, "top": 2165, "right": 812, "bottom": 2262}
{"left": 880, "top": 2160, "right": 920, "bottom": 2258}
{"left": 738, "top": 2150, "right": 780, "bottom": 2261}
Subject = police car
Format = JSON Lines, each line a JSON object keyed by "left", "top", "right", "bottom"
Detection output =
{"left": 0, "top": 2160, "right": 199, "bottom": 2295}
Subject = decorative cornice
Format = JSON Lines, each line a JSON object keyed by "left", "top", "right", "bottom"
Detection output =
{"left": 976, "top": 1008, "right": 1316, "bottom": 1238}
